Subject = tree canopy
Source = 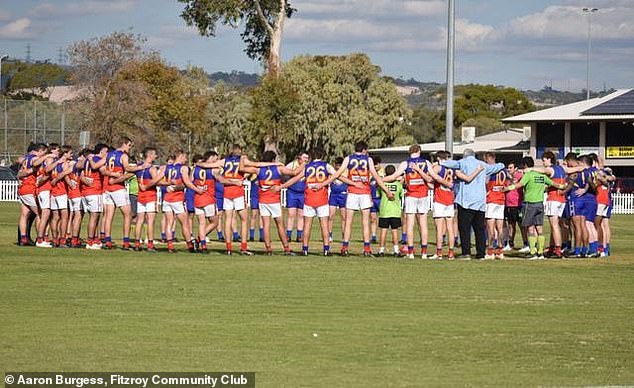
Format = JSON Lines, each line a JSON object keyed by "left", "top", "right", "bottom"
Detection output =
{"left": 179, "top": 0, "right": 294, "bottom": 76}
{"left": 250, "top": 54, "right": 412, "bottom": 160}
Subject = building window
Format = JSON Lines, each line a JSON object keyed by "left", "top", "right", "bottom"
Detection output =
{"left": 536, "top": 122, "right": 564, "bottom": 159}
{"left": 606, "top": 122, "right": 634, "bottom": 146}
{"left": 571, "top": 122, "right": 599, "bottom": 146}
{"left": 606, "top": 122, "right": 634, "bottom": 159}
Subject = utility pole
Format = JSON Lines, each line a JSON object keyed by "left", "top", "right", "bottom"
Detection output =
{"left": 445, "top": 0, "right": 455, "bottom": 154}
{"left": 582, "top": 7, "right": 599, "bottom": 100}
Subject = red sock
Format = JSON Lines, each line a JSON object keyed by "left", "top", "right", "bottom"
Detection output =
{"left": 167, "top": 240, "right": 174, "bottom": 250}
{"left": 147, "top": 240, "right": 154, "bottom": 249}
{"left": 226, "top": 241, "right": 232, "bottom": 251}
{"left": 241, "top": 242, "right": 247, "bottom": 251}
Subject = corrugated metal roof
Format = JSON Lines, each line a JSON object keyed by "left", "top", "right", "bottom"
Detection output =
{"left": 370, "top": 128, "right": 527, "bottom": 154}
{"left": 503, "top": 89, "right": 634, "bottom": 122}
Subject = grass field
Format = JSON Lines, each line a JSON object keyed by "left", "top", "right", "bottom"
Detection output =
{"left": 1, "top": 202, "right": 633, "bottom": 387}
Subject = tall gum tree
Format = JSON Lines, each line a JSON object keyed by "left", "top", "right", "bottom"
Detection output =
{"left": 178, "top": 0, "right": 294, "bottom": 77}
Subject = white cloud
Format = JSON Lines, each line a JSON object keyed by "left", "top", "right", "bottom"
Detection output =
{"left": 30, "top": 0, "right": 137, "bottom": 18}
{"left": 505, "top": 5, "right": 634, "bottom": 40}
{"left": 0, "top": 18, "right": 32, "bottom": 39}
{"left": 296, "top": 0, "right": 445, "bottom": 19}
{"left": 286, "top": 18, "right": 403, "bottom": 42}
{"left": 0, "top": 9, "right": 12, "bottom": 22}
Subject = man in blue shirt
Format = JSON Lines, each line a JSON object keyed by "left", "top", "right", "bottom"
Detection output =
{"left": 441, "top": 149, "right": 505, "bottom": 259}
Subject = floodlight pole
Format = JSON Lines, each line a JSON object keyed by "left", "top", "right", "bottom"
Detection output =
{"left": 0, "top": 55, "right": 8, "bottom": 94}
{"left": 583, "top": 7, "right": 598, "bottom": 100}
{"left": 445, "top": 0, "right": 455, "bottom": 154}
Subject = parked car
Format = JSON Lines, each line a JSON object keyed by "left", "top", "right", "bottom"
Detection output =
{"left": 615, "top": 177, "right": 634, "bottom": 194}
{"left": 0, "top": 166, "right": 17, "bottom": 181}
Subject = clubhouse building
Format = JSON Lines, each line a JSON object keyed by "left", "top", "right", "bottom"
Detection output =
{"left": 503, "top": 88, "right": 634, "bottom": 176}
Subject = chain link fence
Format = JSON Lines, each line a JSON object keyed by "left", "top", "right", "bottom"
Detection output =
{"left": 1, "top": 98, "right": 86, "bottom": 165}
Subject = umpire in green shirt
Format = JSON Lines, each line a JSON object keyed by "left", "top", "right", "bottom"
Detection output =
{"left": 504, "top": 156, "right": 565, "bottom": 259}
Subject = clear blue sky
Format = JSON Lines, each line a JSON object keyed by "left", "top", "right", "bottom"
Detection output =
{"left": 1, "top": 0, "right": 632, "bottom": 91}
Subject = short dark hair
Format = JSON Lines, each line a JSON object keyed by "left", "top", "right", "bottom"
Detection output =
{"left": 120, "top": 136, "right": 132, "bottom": 146}
{"left": 262, "top": 150, "right": 277, "bottom": 163}
{"left": 564, "top": 152, "right": 578, "bottom": 162}
{"left": 542, "top": 151, "right": 557, "bottom": 164}
{"left": 310, "top": 148, "right": 324, "bottom": 160}
{"left": 484, "top": 151, "right": 496, "bottom": 160}
{"left": 143, "top": 147, "right": 157, "bottom": 157}
{"left": 507, "top": 160, "right": 518, "bottom": 169}
{"left": 61, "top": 145, "right": 73, "bottom": 154}
{"left": 334, "top": 156, "right": 344, "bottom": 166}
{"left": 94, "top": 143, "right": 109, "bottom": 154}
{"left": 203, "top": 150, "right": 218, "bottom": 161}
{"left": 354, "top": 141, "right": 368, "bottom": 153}
{"left": 48, "top": 143, "right": 60, "bottom": 151}
{"left": 521, "top": 156, "right": 535, "bottom": 168}
{"left": 27, "top": 143, "right": 37, "bottom": 152}
{"left": 192, "top": 154, "right": 204, "bottom": 163}
{"left": 580, "top": 154, "right": 593, "bottom": 166}
{"left": 370, "top": 154, "right": 381, "bottom": 164}
{"left": 385, "top": 165, "right": 396, "bottom": 175}
{"left": 435, "top": 150, "right": 451, "bottom": 161}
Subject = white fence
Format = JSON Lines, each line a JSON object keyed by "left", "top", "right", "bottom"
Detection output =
{"left": 1, "top": 180, "right": 634, "bottom": 215}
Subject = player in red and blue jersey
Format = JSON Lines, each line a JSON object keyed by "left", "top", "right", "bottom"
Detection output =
{"left": 17, "top": 143, "right": 48, "bottom": 246}
{"left": 133, "top": 147, "right": 164, "bottom": 252}
{"left": 102, "top": 137, "right": 149, "bottom": 250}
{"left": 49, "top": 145, "right": 74, "bottom": 247}
{"left": 384, "top": 144, "right": 438, "bottom": 259}
{"left": 242, "top": 150, "right": 299, "bottom": 255}
{"left": 594, "top": 160, "right": 615, "bottom": 257}
{"left": 160, "top": 150, "right": 205, "bottom": 253}
{"left": 66, "top": 150, "right": 87, "bottom": 248}
{"left": 484, "top": 152, "right": 508, "bottom": 259}
{"left": 80, "top": 143, "right": 108, "bottom": 249}
{"left": 328, "top": 157, "right": 347, "bottom": 243}
{"left": 331, "top": 141, "right": 393, "bottom": 256}
{"left": 282, "top": 148, "right": 342, "bottom": 256}
{"left": 191, "top": 151, "right": 223, "bottom": 253}
{"left": 285, "top": 152, "right": 309, "bottom": 243}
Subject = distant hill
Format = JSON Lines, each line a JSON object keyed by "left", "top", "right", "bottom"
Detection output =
{"left": 208, "top": 71, "right": 261, "bottom": 88}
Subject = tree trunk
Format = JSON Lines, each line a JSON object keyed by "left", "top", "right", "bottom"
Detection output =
{"left": 266, "top": 1, "right": 285, "bottom": 78}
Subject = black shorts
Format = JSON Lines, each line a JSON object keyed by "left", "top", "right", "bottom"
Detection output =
{"left": 379, "top": 217, "right": 402, "bottom": 229}
{"left": 505, "top": 206, "right": 521, "bottom": 223}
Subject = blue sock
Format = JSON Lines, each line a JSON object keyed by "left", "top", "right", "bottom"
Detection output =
{"left": 323, "top": 244, "right": 330, "bottom": 252}
{"left": 302, "top": 245, "right": 308, "bottom": 253}
{"left": 171, "top": 231, "right": 176, "bottom": 240}
{"left": 503, "top": 239, "right": 508, "bottom": 247}
{"left": 342, "top": 241, "right": 349, "bottom": 248}
{"left": 606, "top": 244, "right": 610, "bottom": 255}
{"left": 574, "top": 246, "right": 581, "bottom": 255}
{"left": 371, "top": 234, "right": 377, "bottom": 242}
{"left": 249, "top": 229, "right": 255, "bottom": 239}
{"left": 123, "top": 237, "right": 130, "bottom": 244}
{"left": 287, "top": 230, "right": 292, "bottom": 240}
{"left": 589, "top": 241, "right": 598, "bottom": 253}
{"left": 104, "top": 236, "right": 112, "bottom": 243}
{"left": 297, "top": 230, "right": 303, "bottom": 239}
{"left": 454, "top": 237, "right": 459, "bottom": 245}
{"left": 493, "top": 239, "right": 498, "bottom": 248}
{"left": 161, "top": 232, "right": 166, "bottom": 240}
{"left": 218, "top": 231, "right": 224, "bottom": 239}
{"left": 233, "top": 231, "right": 239, "bottom": 240}
{"left": 581, "top": 246, "right": 588, "bottom": 256}
{"left": 259, "top": 228, "right": 264, "bottom": 239}
{"left": 401, "top": 232, "right": 407, "bottom": 241}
